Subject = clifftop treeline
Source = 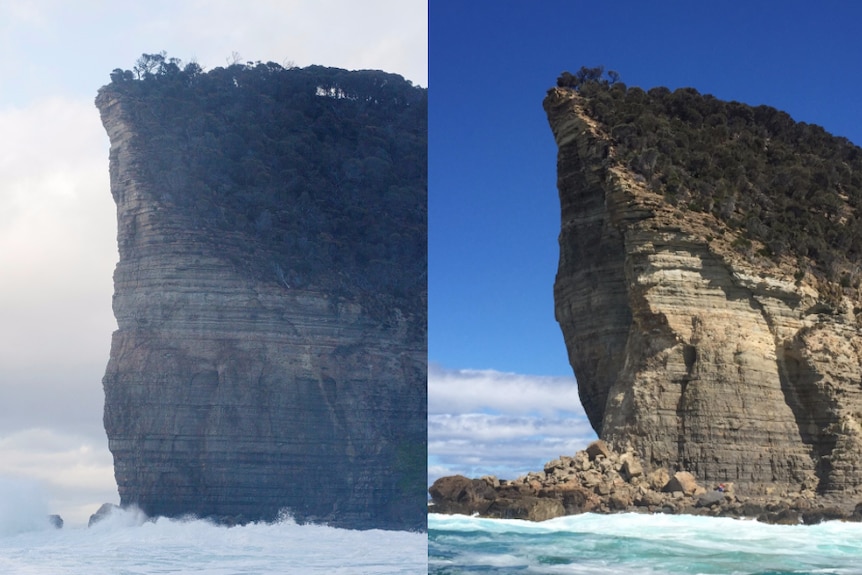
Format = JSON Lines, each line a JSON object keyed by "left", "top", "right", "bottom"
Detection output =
{"left": 558, "top": 67, "right": 862, "bottom": 298}
{"left": 99, "top": 53, "right": 427, "bottom": 330}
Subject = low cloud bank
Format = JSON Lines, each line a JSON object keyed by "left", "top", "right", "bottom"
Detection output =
{"left": 428, "top": 364, "right": 596, "bottom": 486}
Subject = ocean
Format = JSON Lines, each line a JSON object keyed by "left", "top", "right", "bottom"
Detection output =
{"left": 429, "top": 512, "right": 862, "bottom": 574}
{"left": 0, "top": 496, "right": 427, "bottom": 574}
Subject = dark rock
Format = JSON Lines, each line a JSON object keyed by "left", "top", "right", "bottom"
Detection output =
{"left": 486, "top": 496, "right": 565, "bottom": 522}
{"left": 428, "top": 475, "right": 496, "bottom": 515}
{"left": 47, "top": 515, "right": 63, "bottom": 529}
{"left": 88, "top": 503, "right": 121, "bottom": 527}
{"left": 763, "top": 507, "right": 801, "bottom": 525}
{"left": 559, "top": 484, "right": 596, "bottom": 514}
{"left": 739, "top": 501, "right": 767, "bottom": 517}
{"left": 95, "top": 63, "right": 427, "bottom": 531}
{"left": 695, "top": 490, "right": 725, "bottom": 508}
{"left": 801, "top": 506, "right": 848, "bottom": 525}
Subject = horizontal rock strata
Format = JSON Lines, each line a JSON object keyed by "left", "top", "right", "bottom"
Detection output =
{"left": 544, "top": 87, "right": 862, "bottom": 503}
{"left": 96, "top": 64, "right": 426, "bottom": 530}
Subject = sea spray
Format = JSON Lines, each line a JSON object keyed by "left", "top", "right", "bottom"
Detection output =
{"left": 430, "top": 512, "right": 862, "bottom": 574}
{"left": 0, "top": 477, "right": 53, "bottom": 536}
{"left": 0, "top": 507, "right": 427, "bottom": 574}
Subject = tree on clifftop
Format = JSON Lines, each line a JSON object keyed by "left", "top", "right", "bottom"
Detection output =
{"left": 557, "top": 66, "right": 620, "bottom": 90}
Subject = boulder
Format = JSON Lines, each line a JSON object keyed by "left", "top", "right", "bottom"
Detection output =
{"left": 620, "top": 453, "right": 643, "bottom": 480}
{"left": 581, "top": 469, "right": 603, "bottom": 488}
{"left": 801, "top": 506, "right": 848, "bottom": 525}
{"left": 695, "top": 490, "right": 725, "bottom": 508}
{"left": 88, "top": 503, "right": 121, "bottom": 527}
{"left": 528, "top": 498, "right": 566, "bottom": 522}
{"left": 556, "top": 483, "right": 598, "bottom": 514}
{"left": 761, "top": 507, "right": 800, "bottom": 525}
{"left": 480, "top": 475, "right": 500, "bottom": 489}
{"left": 634, "top": 489, "right": 665, "bottom": 508}
{"left": 585, "top": 440, "right": 611, "bottom": 461}
{"left": 428, "top": 475, "right": 496, "bottom": 515}
{"left": 608, "top": 490, "right": 634, "bottom": 510}
{"left": 486, "top": 496, "right": 565, "bottom": 522}
{"left": 662, "top": 471, "right": 700, "bottom": 495}
{"left": 647, "top": 468, "right": 671, "bottom": 491}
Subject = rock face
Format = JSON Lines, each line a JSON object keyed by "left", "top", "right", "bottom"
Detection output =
{"left": 95, "top": 63, "right": 426, "bottom": 530}
{"left": 544, "top": 86, "right": 862, "bottom": 503}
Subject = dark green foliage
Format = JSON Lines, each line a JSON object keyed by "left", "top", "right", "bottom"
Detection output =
{"left": 103, "top": 54, "right": 427, "bottom": 329}
{"left": 557, "top": 66, "right": 621, "bottom": 90}
{"left": 568, "top": 74, "right": 862, "bottom": 283}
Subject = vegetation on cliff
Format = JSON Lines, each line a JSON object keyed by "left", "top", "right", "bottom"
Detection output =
{"left": 100, "top": 53, "right": 426, "bottom": 330}
{"left": 557, "top": 66, "right": 862, "bottom": 295}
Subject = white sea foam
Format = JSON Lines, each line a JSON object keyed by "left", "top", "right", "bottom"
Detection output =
{"left": 0, "top": 485, "right": 427, "bottom": 574}
{"left": 429, "top": 512, "right": 862, "bottom": 574}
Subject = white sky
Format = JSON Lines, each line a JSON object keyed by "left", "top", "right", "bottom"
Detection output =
{"left": 0, "top": 0, "right": 426, "bottom": 528}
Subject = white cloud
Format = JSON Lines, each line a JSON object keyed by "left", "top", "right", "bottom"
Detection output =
{"left": 0, "top": 428, "right": 116, "bottom": 527}
{"left": 170, "top": 0, "right": 428, "bottom": 85}
{"left": 2, "top": 2, "right": 426, "bottom": 107}
{"left": 0, "top": 97, "right": 116, "bottom": 370}
{"left": 429, "top": 412, "right": 592, "bottom": 442}
{"left": 428, "top": 365, "right": 597, "bottom": 486}
{"left": 429, "top": 363, "right": 585, "bottom": 416}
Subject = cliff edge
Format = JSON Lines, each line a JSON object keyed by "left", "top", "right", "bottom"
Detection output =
{"left": 96, "top": 58, "right": 426, "bottom": 530}
{"left": 545, "top": 78, "right": 862, "bottom": 505}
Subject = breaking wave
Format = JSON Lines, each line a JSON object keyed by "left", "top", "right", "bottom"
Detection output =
{"left": 0, "top": 481, "right": 427, "bottom": 574}
{"left": 429, "top": 512, "right": 862, "bottom": 574}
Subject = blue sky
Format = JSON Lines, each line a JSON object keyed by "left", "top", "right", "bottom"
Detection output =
{"left": 0, "top": 0, "right": 425, "bottom": 527}
{"left": 428, "top": 0, "right": 862, "bottom": 483}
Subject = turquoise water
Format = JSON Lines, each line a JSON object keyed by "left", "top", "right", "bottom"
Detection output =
{"left": 429, "top": 512, "right": 862, "bottom": 574}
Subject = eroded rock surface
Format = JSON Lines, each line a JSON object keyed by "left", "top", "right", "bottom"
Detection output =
{"left": 544, "top": 86, "right": 862, "bottom": 503}
{"left": 95, "top": 64, "right": 426, "bottom": 530}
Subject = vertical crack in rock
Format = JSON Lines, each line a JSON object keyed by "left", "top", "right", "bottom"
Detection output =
{"left": 776, "top": 339, "right": 840, "bottom": 492}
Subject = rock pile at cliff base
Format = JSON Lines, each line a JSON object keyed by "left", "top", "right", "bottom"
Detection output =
{"left": 429, "top": 440, "right": 862, "bottom": 525}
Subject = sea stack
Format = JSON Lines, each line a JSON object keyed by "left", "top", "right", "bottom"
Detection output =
{"left": 96, "top": 56, "right": 426, "bottom": 530}
{"left": 545, "top": 72, "right": 862, "bottom": 503}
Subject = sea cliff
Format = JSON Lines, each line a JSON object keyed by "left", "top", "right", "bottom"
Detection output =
{"left": 432, "top": 75, "right": 862, "bottom": 522}
{"left": 96, "top": 58, "right": 426, "bottom": 530}
{"left": 545, "top": 82, "right": 862, "bottom": 501}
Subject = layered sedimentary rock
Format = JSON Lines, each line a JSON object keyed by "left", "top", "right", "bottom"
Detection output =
{"left": 96, "top": 62, "right": 426, "bottom": 530}
{"left": 544, "top": 86, "right": 862, "bottom": 504}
